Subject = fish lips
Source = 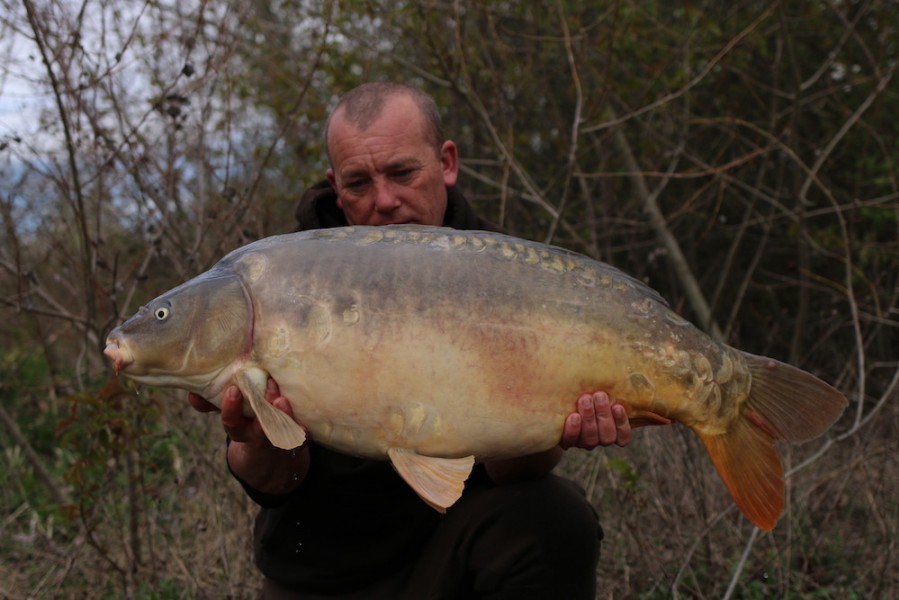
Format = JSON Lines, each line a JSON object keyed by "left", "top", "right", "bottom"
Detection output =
{"left": 104, "top": 337, "right": 134, "bottom": 374}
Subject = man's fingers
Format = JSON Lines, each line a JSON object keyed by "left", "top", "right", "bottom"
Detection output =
{"left": 265, "top": 378, "right": 282, "bottom": 402}
{"left": 219, "top": 386, "right": 244, "bottom": 419}
{"left": 611, "top": 403, "right": 632, "bottom": 446}
{"left": 559, "top": 390, "right": 634, "bottom": 450}
{"left": 220, "top": 383, "right": 300, "bottom": 447}
{"left": 271, "top": 395, "right": 295, "bottom": 419}
{"left": 593, "top": 391, "right": 619, "bottom": 446}
{"left": 575, "top": 392, "right": 599, "bottom": 446}
{"left": 560, "top": 412, "right": 582, "bottom": 449}
{"left": 220, "top": 386, "right": 260, "bottom": 441}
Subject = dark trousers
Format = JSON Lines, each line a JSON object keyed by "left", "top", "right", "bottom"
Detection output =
{"left": 261, "top": 474, "right": 602, "bottom": 600}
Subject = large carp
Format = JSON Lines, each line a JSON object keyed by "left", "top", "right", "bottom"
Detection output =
{"left": 104, "top": 225, "right": 847, "bottom": 531}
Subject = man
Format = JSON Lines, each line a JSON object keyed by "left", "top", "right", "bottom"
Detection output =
{"left": 190, "top": 82, "right": 632, "bottom": 599}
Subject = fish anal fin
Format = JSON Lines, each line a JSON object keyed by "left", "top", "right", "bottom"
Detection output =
{"left": 387, "top": 448, "right": 475, "bottom": 513}
{"left": 627, "top": 409, "right": 672, "bottom": 428}
{"left": 697, "top": 417, "right": 784, "bottom": 531}
{"left": 234, "top": 368, "right": 306, "bottom": 450}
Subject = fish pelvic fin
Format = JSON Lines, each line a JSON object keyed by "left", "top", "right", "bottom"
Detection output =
{"left": 697, "top": 419, "right": 783, "bottom": 531}
{"left": 697, "top": 352, "right": 848, "bottom": 531}
{"left": 234, "top": 367, "right": 307, "bottom": 450}
{"left": 387, "top": 448, "right": 475, "bottom": 513}
{"left": 740, "top": 352, "right": 848, "bottom": 443}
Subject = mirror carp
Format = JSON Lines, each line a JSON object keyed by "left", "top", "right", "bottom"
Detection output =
{"left": 104, "top": 225, "right": 847, "bottom": 531}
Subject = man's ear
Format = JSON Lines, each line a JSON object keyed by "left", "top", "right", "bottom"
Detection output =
{"left": 441, "top": 141, "right": 459, "bottom": 187}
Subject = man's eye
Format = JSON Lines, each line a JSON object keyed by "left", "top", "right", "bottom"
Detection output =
{"left": 392, "top": 169, "right": 415, "bottom": 180}
{"left": 345, "top": 179, "right": 368, "bottom": 190}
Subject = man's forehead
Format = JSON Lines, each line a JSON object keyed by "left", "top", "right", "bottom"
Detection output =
{"left": 337, "top": 92, "right": 418, "bottom": 127}
{"left": 333, "top": 93, "right": 414, "bottom": 131}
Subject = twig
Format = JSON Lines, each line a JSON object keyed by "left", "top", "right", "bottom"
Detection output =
{"left": 544, "top": 0, "right": 583, "bottom": 244}
{"left": 449, "top": 1, "right": 559, "bottom": 223}
{"left": 722, "top": 526, "right": 760, "bottom": 600}
{"left": 21, "top": 0, "right": 97, "bottom": 362}
{"left": 609, "top": 119, "right": 724, "bottom": 340}
{"left": 806, "top": 60, "right": 897, "bottom": 425}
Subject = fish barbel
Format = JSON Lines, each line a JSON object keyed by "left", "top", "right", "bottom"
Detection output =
{"left": 103, "top": 225, "right": 847, "bottom": 530}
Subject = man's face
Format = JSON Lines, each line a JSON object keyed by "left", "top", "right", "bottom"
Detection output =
{"left": 326, "top": 95, "right": 458, "bottom": 227}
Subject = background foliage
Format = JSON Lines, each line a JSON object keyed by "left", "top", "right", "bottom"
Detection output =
{"left": 1, "top": 0, "right": 896, "bottom": 598}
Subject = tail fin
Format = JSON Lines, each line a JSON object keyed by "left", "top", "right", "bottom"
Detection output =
{"left": 697, "top": 352, "right": 848, "bottom": 531}
{"left": 739, "top": 352, "right": 848, "bottom": 443}
{"left": 698, "top": 417, "right": 784, "bottom": 531}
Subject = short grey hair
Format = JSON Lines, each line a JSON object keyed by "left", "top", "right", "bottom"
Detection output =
{"left": 325, "top": 82, "right": 445, "bottom": 163}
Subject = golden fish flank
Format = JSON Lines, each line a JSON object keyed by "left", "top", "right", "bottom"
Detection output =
{"left": 104, "top": 224, "right": 847, "bottom": 531}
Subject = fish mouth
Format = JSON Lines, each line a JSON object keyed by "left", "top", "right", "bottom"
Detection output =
{"left": 104, "top": 338, "right": 134, "bottom": 374}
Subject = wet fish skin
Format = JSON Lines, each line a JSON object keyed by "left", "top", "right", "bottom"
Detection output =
{"left": 104, "top": 225, "right": 847, "bottom": 530}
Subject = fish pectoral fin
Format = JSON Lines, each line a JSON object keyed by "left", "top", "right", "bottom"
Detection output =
{"left": 387, "top": 448, "right": 474, "bottom": 513}
{"left": 234, "top": 368, "right": 306, "bottom": 450}
{"left": 627, "top": 409, "right": 672, "bottom": 428}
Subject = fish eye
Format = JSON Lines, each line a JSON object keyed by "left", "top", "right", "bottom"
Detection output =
{"left": 154, "top": 306, "right": 170, "bottom": 321}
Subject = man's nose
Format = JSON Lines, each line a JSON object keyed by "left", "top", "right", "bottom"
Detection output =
{"left": 373, "top": 181, "right": 402, "bottom": 212}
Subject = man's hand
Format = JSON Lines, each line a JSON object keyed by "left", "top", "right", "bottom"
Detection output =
{"left": 560, "top": 391, "right": 632, "bottom": 450}
{"left": 188, "top": 380, "right": 311, "bottom": 495}
{"left": 188, "top": 380, "right": 296, "bottom": 446}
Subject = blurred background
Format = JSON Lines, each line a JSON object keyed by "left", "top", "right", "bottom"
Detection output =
{"left": 1, "top": 1, "right": 896, "bottom": 597}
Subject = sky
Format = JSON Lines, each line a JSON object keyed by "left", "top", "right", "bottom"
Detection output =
{"left": 0, "top": 8, "right": 51, "bottom": 147}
